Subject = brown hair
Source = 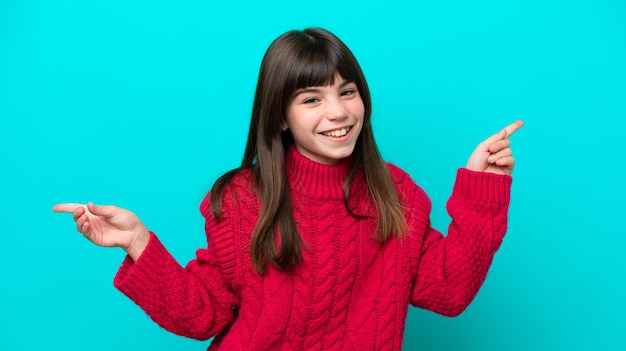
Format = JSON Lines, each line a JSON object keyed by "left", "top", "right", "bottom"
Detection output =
{"left": 211, "top": 28, "right": 407, "bottom": 274}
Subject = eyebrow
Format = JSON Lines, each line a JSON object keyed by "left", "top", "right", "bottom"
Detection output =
{"left": 293, "top": 80, "right": 354, "bottom": 97}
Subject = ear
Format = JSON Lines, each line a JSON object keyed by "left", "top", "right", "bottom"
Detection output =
{"left": 280, "top": 119, "right": 288, "bottom": 131}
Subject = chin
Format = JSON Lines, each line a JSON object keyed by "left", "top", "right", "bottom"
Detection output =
{"left": 329, "top": 146, "right": 356, "bottom": 161}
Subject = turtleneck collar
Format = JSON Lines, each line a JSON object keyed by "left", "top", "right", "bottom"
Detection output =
{"left": 286, "top": 146, "right": 352, "bottom": 201}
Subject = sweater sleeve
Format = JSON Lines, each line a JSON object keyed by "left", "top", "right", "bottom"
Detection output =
{"left": 392, "top": 166, "right": 512, "bottom": 317}
{"left": 113, "top": 195, "right": 239, "bottom": 340}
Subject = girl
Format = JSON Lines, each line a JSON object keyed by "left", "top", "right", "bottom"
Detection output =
{"left": 54, "top": 28, "right": 522, "bottom": 350}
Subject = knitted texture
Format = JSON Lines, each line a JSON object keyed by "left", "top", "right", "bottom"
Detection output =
{"left": 114, "top": 147, "right": 512, "bottom": 350}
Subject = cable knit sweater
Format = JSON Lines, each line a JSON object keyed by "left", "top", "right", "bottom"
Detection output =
{"left": 113, "top": 147, "right": 512, "bottom": 351}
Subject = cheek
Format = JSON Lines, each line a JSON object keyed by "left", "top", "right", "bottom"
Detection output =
{"left": 289, "top": 109, "right": 318, "bottom": 128}
{"left": 352, "top": 100, "right": 366, "bottom": 120}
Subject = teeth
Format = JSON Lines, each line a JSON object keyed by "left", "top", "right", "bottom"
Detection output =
{"left": 323, "top": 127, "right": 350, "bottom": 137}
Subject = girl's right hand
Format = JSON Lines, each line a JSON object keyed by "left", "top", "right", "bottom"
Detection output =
{"left": 53, "top": 202, "right": 150, "bottom": 261}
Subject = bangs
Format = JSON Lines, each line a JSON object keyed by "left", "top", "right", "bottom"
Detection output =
{"left": 286, "top": 38, "right": 360, "bottom": 94}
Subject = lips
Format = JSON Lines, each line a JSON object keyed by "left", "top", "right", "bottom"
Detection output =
{"left": 321, "top": 126, "right": 352, "bottom": 138}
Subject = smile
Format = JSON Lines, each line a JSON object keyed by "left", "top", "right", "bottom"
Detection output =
{"left": 321, "top": 126, "right": 351, "bottom": 138}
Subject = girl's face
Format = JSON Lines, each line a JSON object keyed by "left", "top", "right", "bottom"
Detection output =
{"left": 283, "top": 75, "right": 365, "bottom": 165}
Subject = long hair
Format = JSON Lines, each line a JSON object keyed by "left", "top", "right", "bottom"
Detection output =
{"left": 211, "top": 28, "right": 407, "bottom": 274}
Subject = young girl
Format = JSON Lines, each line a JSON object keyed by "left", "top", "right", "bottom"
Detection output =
{"left": 55, "top": 28, "right": 522, "bottom": 350}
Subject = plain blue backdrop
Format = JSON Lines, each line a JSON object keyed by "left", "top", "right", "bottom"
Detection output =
{"left": 1, "top": 0, "right": 624, "bottom": 350}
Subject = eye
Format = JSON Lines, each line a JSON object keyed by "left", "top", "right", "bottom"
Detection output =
{"left": 304, "top": 97, "right": 319, "bottom": 104}
{"left": 341, "top": 88, "right": 357, "bottom": 96}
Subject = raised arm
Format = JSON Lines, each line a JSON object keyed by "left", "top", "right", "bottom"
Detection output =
{"left": 407, "top": 121, "right": 522, "bottom": 316}
{"left": 54, "top": 202, "right": 238, "bottom": 340}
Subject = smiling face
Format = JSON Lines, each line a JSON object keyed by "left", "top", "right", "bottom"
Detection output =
{"left": 283, "top": 75, "right": 365, "bottom": 165}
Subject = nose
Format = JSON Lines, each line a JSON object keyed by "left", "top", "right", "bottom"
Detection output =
{"left": 326, "top": 98, "right": 348, "bottom": 121}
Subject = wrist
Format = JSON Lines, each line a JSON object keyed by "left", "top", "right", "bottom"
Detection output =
{"left": 124, "top": 227, "right": 150, "bottom": 261}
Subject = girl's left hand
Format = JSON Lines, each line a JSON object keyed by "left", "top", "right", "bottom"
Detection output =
{"left": 466, "top": 120, "right": 524, "bottom": 176}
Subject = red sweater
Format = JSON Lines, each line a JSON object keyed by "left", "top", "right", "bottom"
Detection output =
{"left": 114, "top": 147, "right": 512, "bottom": 350}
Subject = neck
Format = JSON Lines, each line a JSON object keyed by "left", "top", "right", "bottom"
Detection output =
{"left": 286, "top": 146, "right": 352, "bottom": 201}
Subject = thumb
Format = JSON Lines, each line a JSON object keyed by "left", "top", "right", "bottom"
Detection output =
{"left": 87, "top": 202, "right": 117, "bottom": 218}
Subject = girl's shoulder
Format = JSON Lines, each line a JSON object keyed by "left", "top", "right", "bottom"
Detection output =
{"left": 225, "top": 167, "right": 256, "bottom": 191}
{"left": 385, "top": 163, "right": 409, "bottom": 181}
{"left": 385, "top": 163, "right": 418, "bottom": 189}
{"left": 200, "top": 167, "right": 258, "bottom": 219}
{"left": 385, "top": 163, "right": 432, "bottom": 208}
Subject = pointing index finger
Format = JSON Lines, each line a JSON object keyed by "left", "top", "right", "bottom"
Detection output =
{"left": 502, "top": 120, "right": 524, "bottom": 139}
{"left": 52, "top": 203, "right": 85, "bottom": 213}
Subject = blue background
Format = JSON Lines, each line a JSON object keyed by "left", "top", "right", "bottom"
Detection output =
{"left": 1, "top": 0, "right": 624, "bottom": 350}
